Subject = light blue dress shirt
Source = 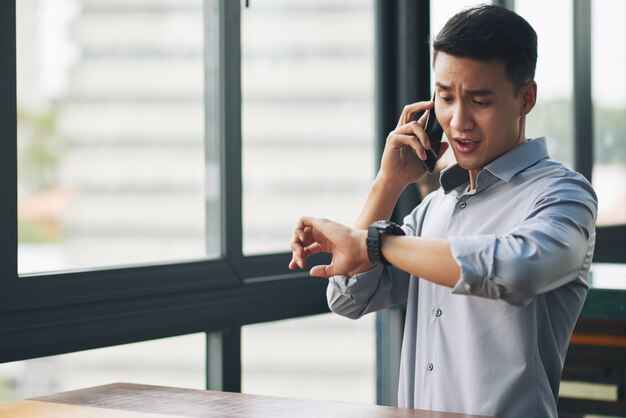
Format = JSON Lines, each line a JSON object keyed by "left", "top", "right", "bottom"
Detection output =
{"left": 327, "top": 138, "right": 597, "bottom": 418}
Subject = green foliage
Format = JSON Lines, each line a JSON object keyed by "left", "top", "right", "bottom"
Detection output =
{"left": 529, "top": 99, "right": 626, "bottom": 166}
{"left": 594, "top": 106, "right": 626, "bottom": 164}
{"left": 18, "top": 219, "right": 60, "bottom": 243}
{"left": 17, "top": 106, "right": 65, "bottom": 243}
{"left": 527, "top": 99, "right": 574, "bottom": 165}
{"left": 17, "top": 106, "right": 63, "bottom": 194}
{"left": 0, "top": 376, "right": 15, "bottom": 403}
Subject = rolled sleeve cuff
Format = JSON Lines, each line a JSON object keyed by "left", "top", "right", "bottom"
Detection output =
{"left": 449, "top": 235, "right": 503, "bottom": 299}
{"left": 329, "top": 265, "right": 384, "bottom": 303}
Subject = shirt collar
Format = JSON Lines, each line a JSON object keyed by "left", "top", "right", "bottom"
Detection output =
{"left": 440, "top": 137, "right": 550, "bottom": 193}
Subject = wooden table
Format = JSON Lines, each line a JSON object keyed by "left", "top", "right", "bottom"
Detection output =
{"left": 0, "top": 383, "right": 493, "bottom": 417}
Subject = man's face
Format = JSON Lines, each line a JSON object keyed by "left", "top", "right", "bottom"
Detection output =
{"left": 433, "top": 53, "right": 535, "bottom": 174}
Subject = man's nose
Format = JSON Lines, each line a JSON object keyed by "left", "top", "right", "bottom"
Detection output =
{"left": 449, "top": 104, "right": 474, "bottom": 132}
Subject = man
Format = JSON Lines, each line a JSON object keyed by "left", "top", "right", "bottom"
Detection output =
{"left": 289, "top": 5, "right": 597, "bottom": 418}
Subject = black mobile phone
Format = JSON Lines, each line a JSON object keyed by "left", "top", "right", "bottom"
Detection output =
{"left": 421, "top": 96, "right": 444, "bottom": 173}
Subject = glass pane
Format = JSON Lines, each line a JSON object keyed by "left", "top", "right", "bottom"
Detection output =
{"left": 592, "top": 0, "right": 626, "bottom": 226}
{"left": 242, "top": 313, "right": 376, "bottom": 403}
{"left": 16, "top": 0, "right": 219, "bottom": 274}
{"left": 0, "top": 334, "right": 205, "bottom": 402}
{"left": 516, "top": 0, "right": 574, "bottom": 168}
{"left": 590, "top": 263, "right": 626, "bottom": 290}
{"left": 241, "top": 0, "right": 375, "bottom": 255}
{"left": 431, "top": 1, "right": 493, "bottom": 39}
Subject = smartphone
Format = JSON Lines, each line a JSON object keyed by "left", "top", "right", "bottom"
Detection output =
{"left": 420, "top": 95, "right": 444, "bottom": 173}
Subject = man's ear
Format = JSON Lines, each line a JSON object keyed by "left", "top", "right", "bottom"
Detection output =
{"left": 520, "top": 81, "right": 537, "bottom": 116}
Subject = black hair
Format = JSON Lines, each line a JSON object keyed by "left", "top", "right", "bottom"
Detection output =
{"left": 433, "top": 4, "right": 537, "bottom": 94}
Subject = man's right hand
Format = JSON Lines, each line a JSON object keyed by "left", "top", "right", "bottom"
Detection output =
{"left": 378, "top": 100, "right": 448, "bottom": 188}
{"left": 353, "top": 99, "right": 450, "bottom": 231}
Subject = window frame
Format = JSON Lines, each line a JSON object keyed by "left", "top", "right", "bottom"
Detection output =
{"left": 573, "top": 0, "right": 626, "bottom": 263}
{"left": 0, "top": 0, "right": 329, "bottom": 367}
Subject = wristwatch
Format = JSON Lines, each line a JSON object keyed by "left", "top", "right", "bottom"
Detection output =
{"left": 366, "top": 220, "right": 405, "bottom": 265}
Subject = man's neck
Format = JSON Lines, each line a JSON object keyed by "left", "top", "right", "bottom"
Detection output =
{"left": 469, "top": 169, "right": 480, "bottom": 191}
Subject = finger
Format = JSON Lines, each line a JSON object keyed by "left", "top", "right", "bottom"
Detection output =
{"left": 289, "top": 255, "right": 302, "bottom": 270}
{"left": 296, "top": 226, "right": 313, "bottom": 242}
{"left": 291, "top": 250, "right": 306, "bottom": 270}
{"left": 289, "top": 257, "right": 299, "bottom": 270}
{"left": 297, "top": 216, "right": 315, "bottom": 230}
{"left": 387, "top": 131, "right": 428, "bottom": 160}
{"left": 291, "top": 226, "right": 305, "bottom": 249}
{"left": 417, "top": 108, "right": 430, "bottom": 126}
{"left": 394, "top": 121, "right": 432, "bottom": 153}
{"left": 303, "top": 242, "right": 323, "bottom": 256}
{"left": 290, "top": 244, "right": 304, "bottom": 267}
{"left": 396, "top": 101, "right": 434, "bottom": 129}
{"left": 293, "top": 221, "right": 318, "bottom": 251}
{"left": 291, "top": 217, "right": 320, "bottom": 269}
{"left": 293, "top": 230, "right": 329, "bottom": 267}
{"left": 290, "top": 231, "right": 310, "bottom": 268}
{"left": 309, "top": 264, "right": 336, "bottom": 278}
{"left": 289, "top": 247, "right": 306, "bottom": 269}
{"left": 290, "top": 238, "right": 305, "bottom": 255}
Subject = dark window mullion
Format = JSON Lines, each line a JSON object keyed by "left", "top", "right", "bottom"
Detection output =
{"left": 221, "top": 0, "right": 244, "bottom": 275}
{"left": 0, "top": 1, "right": 18, "bottom": 305}
{"left": 375, "top": 0, "right": 430, "bottom": 407}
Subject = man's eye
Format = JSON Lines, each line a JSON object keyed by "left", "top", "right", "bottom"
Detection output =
{"left": 440, "top": 96, "right": 453, "bottom": 103}
{"left": 473, "top": 100, "right": 491, "bottom": 107}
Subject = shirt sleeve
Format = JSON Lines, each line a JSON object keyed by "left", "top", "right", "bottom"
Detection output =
{"left": 450, "top": 174, "right": 598, "bottom": 306}
{"left": 327, "top": 266, "right": 410, "bottom": 319}
{"left": 326, "top": 193, "right": 436, "bottom": 319}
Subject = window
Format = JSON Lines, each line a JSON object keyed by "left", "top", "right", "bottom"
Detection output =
{"left": 431, "top": 1, "right": 491, "bottom": 37}
{"left": 238, "top": 2, "right": 377, "bottom": 402}
{"left": 516, "top": 0, "right": 574, "bottom": 167}
{"left": 2, "top": 0, "right": 329, "bottom": 381}
{"left": 0, "top": 334, "right": 205, "bottom": 401}
{"left": 16, "top": 0, "right": 218, "bottom": 275}
{"left": 242, "top": 313, "right": 375, "bottom": 403}
{"left": 591, "top": 0, "right": 626, "bottom": 226}
{"left": 241, "top": 0, "right": 375, "bottom": 255}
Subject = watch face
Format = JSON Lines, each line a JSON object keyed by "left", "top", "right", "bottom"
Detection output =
{"left": 374, "top": 220, "right": 404, "bottom": 235}
{"left": 374, "top": 220, "right": 392, "bottom": 230}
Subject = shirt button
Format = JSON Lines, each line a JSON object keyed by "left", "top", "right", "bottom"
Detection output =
{"left": 459, "top": 201, "right": 467, "bottom": 209}
{"left": 433, "top": 308, "right": 442, "bottom": 318}
{"left": 427, "top": 363, "right": 434, "bottom": 372}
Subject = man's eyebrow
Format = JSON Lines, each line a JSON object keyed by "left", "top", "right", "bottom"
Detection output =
{"left": 466, "top": 88, "right": 494, "bottom": 96}
{"left": 435, "top": 82, "right": 494, "bottom": 96}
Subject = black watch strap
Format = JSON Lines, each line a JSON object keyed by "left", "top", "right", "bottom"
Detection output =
{"left": 366, "top": 220, "right": 405, "bottom": 265}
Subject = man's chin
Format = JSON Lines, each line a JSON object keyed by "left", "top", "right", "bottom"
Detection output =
{"left": 455, "top": 158, "right": 484, "bottom": 172}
